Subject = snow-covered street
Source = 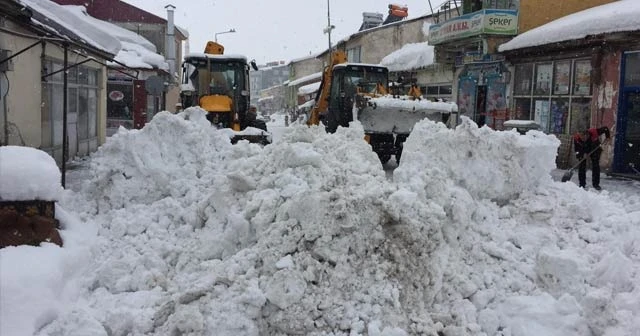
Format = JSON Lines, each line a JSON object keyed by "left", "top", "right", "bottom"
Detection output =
{"left": 2, "top": 108, "right": 640, "bottom": 336}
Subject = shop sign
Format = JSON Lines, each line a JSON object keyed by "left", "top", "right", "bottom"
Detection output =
{"left": 455, "top": 52, "right": 506, "bottom": 66}
{"left": 428, "top": 9, "right": 518, "bottom": 45}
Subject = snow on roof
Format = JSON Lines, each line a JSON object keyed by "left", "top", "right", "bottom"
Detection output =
{"left": 499, "top": 0, "right": 640, "bottom": 52}
{"left": 62, "top": 6, "right": 167, "bottom": 71}
{"left": 297, "top": 99, "right": 316, "bottom": 109}
{"left": 258, "top": 96, "right": 274, "bottom": 102}
{"left": 0, "top": 146, "right": 63, "bottom": 201}
{"left": 297, "top": 82, "right": 321, "bottom": 96}
{"left": 19, "top": 0, "right": 121, "bottom": 55}
{"left": 287, "top": 71, "right": 323, "bottom": 87}
{"left": 380, "top": 42, "right": 435, "bottom": 72}
{"left": 176, "top": 25, "right": 189, "bottom": 39}
{"left": 287, "top": 51, "right": 322, "bottom": 65}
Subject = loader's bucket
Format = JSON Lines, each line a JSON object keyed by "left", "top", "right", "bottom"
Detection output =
{"left": 356, "top": 104, "right": 448, "bottom": 134}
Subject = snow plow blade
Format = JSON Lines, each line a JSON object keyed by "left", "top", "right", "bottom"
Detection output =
{"left": 231, "top": 134, "right": 271, "bottom": 145}
{"left": 355, "top": 97, "right": 456, "bottom": 134}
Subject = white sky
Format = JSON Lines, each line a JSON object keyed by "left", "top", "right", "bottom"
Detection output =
{"left": 122, "top": 0, "right": 447, "bottom": 64}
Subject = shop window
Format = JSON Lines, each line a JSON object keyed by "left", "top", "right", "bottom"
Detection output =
{"left": 534, "top": 63, "right": 552, "bottom": 95}
{"left": 624, "top": 52, "right": 640, "bottom": 86}
{"left": 573, "top": 60, "right": 592, "bottom": 95}
{"left": 570, "top": 99, "right": 591, "bottom": 134}
{"left": 512, "top": 59, "right": 592, "bottom": 134}
{"left": 550, "top": 99, "right": 569, "bottom": 134}
{"left": 514, "top": 64, "right": 533, "bottom": 95}
{"left": 41, "top": 59, "right": 100, "bottom": 153}
{"left": 78, "top": 88, "right": 89, "bottom": 139}
{"left": 553, "top": 61, "right": 571, "bottom": 95}
{"left": 514, "top": 98, "right": 532, "bottom": 120}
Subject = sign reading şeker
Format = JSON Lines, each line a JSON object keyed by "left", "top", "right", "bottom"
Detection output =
{"left": 428, "top": 9, "right": 518, "bottom": 45}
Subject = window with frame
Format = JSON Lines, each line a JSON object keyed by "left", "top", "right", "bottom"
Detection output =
{"left": 41, "top": 60, "right": 100, "bottom": 151}
{"left": 346, "top": 46, "right": 361, "bottom": 63}
{"left": 512, "top": 59, "right": 592, "bottom": 135}
{"left": 423, "top": 84, "right": 453, "bottom": 102}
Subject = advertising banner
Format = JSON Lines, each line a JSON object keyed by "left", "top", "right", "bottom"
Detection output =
{"left": 429, "top": 9, "right": 518, "bottom": 45}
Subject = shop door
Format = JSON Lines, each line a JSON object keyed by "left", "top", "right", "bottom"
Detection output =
{"left": 133, "top": 80, "right": 148, "bottom": 129}
{"left": 457, "top": 77, "right": 477, "bottom": 124}
{"left": 616, "top": 91, "right": 640, "bottom": 173}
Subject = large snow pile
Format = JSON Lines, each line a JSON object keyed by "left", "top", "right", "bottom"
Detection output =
{"left": 3, "top": 109, "right": 640, "bottom": 336}
{"left": 0, "top": 146, "right": 63, "bottom": 201}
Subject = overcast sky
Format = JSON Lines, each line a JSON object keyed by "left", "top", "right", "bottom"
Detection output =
{"left": 122, "top": 0, "right": 447, "bottom": 64}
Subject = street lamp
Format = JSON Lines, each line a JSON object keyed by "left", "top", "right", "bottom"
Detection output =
{"left": 215, "top": 28, "right": 236, "bottom": 42}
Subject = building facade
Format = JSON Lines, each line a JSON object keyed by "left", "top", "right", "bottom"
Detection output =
{"left": 1, "top": 0, "right": 113, "bottom": 166}
{"left": 53, "top": 0, "right": 188, "bottom": 133}
{"left": 498, "top": 0, "right": 638, "bottom": 173}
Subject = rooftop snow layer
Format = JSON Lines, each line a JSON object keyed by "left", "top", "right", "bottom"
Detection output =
{"left": 499, "top": 0, "right": 640, "bottom": 52}
{"left": 297, "top": 82, "right": 321, "bottom": 95}
{"left": 61, "top": 6, "right": 167, "bottom": 70}
{"left": 287, "top": 72, "right": 323, "bottom": 87}
{"left": 19, "top": 0, "right": 121, "bottom": 55}
{"left": 380, "top": 41, "right": 435, "bottom": 72}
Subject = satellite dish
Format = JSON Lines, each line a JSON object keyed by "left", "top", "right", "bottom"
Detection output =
{"left": 145, "top": 75, "right": 165, "bottom": 96}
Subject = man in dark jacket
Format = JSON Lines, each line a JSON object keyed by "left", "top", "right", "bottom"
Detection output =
{"left": 572, "top": 126, "right": 611, "bottom": 190}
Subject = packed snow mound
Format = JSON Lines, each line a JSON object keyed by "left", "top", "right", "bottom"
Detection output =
{"left": 0, "top": 146, "right": 63, "bottom": 201}
{"left": 31, "top": 112, "right": 640, "bottom": 336}
{"left": 396, "top": 117, "right": 559, "bottom": 202}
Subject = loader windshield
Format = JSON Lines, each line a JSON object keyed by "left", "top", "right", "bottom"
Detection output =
{"left": 329, "top": 65, "right": 388, "bottom": 109}
{"left": 184, "top": 57, "right": 247, "bottom": 99}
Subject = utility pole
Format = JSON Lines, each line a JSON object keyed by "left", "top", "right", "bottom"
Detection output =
{"left": 323, "top": 0, "right": 335, "bottom": 62}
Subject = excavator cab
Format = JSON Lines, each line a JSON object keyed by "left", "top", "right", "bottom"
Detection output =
{"left": 180, "top": 42, "right": 269, "bottom": 144}
{"left": 307, "top": 51, "right": 455, "bottom": 165}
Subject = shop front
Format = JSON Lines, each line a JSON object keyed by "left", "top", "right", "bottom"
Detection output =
{"left": 457, "top": 56, "right": 510, "bottom": 129}
{"left": 615, "top": 51, "right": 640, "bottom": 174}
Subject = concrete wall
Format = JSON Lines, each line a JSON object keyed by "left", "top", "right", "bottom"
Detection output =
{"left": 592, "top": 50, "right": 621, "bottom": 168}
{"left": 337, "top": 18, "right": 432, "bottom": 65}
{"left": 286, "top": 57, "right": 324, "bottom": 108}
{"left": 290, "top": 56, "right": 323, "bottom": 80}
{"left": 0, "top": 21, "right": 42, "bottom": 147}
{"left": 519, "top": 0, "right": 617, "bottom": 33}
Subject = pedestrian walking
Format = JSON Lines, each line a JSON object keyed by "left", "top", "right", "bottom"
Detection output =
{"left": 572, "top": 126, "right": 610, "bottom": 190}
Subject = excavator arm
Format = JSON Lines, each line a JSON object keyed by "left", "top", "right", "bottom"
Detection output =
{"left": 307, "top": 50, "right": 348, "bottom": 126}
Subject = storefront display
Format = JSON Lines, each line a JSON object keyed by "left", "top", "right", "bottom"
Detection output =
{"left": 534, "top": 99, "right": 550, "bottom": 132}
{"left": 534, "top": 63, "right": 552, "bottom": 95}
{"left": 573, "top": 60, "right": 592, "bottom": 95}
{"left": 553, "top": 61, "right": 571, "bottom": 95}
{"left": 512, "top": 59, "right": 592, "bottom": 135}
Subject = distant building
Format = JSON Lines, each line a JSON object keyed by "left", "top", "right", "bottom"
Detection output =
{"left": 249, "top": 61, "right": 289, "bottom": 107}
